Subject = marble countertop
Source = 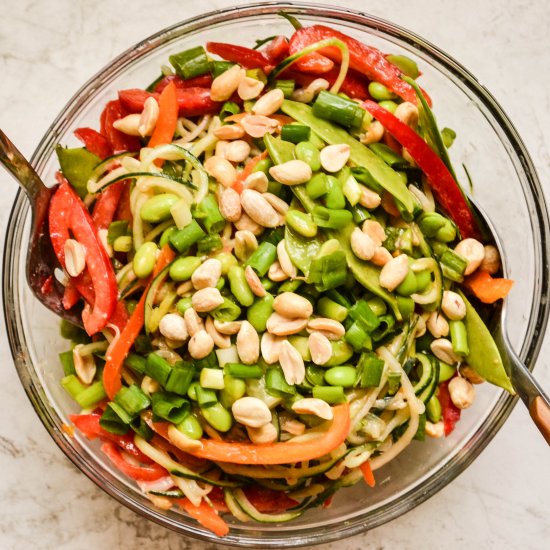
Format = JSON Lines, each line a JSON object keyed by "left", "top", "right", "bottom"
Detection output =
{"left": 1, "top": 1, "right": 549, "bottom": 548}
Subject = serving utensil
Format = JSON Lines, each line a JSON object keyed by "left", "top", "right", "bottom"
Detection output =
{"left": 0, "top": 129, "right": 82, "bottom": 326}
{"left": 470, "top": 198, "right": 550, "bottom": 444}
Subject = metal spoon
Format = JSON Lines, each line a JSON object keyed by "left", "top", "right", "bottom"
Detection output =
{"left": 470, "top": 198, "right": 550, "bottom": 444}
{"left": 0, "top": 129, "right": 83, "bottom": 326}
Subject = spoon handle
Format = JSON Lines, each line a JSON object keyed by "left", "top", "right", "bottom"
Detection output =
{"left": 529, "top": 397, "right": 550, "bottom": 445}
{"left": 0, "top": 129, "right": 49, "bottom": 203}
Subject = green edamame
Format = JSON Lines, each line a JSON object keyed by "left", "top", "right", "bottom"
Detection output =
{"left": 324, "top": 366, "right": 357, "bottom": 387}
{"left": 176, "top": 297, "right": 193, "bottom": 315}
{"left": 133, "top": 242, "right": 158, "bottom": 278}
{"left": 113, "top": 235, "right": 132, "bottom": 253}
{"left": 228, "top": 266, "right": 254, "bottom": 307}
{"left": 247, "top": 294, "right": 274, "bottom": 333}
{"left": 201, "top": 402, "right": 233, "bottom": 432}
{"left": 288, "top": 336, "right": 311, "bottom": 362}
{"left": 396, "top": 269, "right": 417, "bottom": 296}
{"left": 368, "top": 81, "right": 397, "bottom": 101}
{"left": 285, "top": 210, "right": 318, "bottom": 238}
{"left": 214, "top": 252, "right": 238, "bottom": 275}
{"left": 415, "top": 270, "right": 431, "bottom": 292}
{"left": 177, "top": 413, "right": 203, "bottom": 439}
{"left": 169, "top": 256, "right": 201, "bottom": 282}
{"left": 378, "top": 100, "right": 398, "bottom": 113}
{"left": 140, "top": 193, "right": 179, "bottom": 223}
{"left": 435, "top": 220, "right": 457, "bottom": 243}
{"left": 252, "top": 158, "right": 273, "bottom": 175}
{"left": 295, "top": 141, "right": 321, "bottom": 171}
{"left": 219, "top": 375, "right": 246, "bottom": 408}
{"left": 438, "top": 361, "right": 456, "bottom": 383}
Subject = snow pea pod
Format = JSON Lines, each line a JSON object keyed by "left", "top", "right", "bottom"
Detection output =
{"left": 458, "top": 290, "right": 514, "bottom": 393}
{"left": 280, "top": 100, "right": 415, "bottom": 214}
{"left": 284, "top": 225, "right": 321, "bottom": 275}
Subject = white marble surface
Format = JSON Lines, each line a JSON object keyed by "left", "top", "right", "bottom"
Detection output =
{"left": 1, "top": 1, "right": 549, "bottom": 548}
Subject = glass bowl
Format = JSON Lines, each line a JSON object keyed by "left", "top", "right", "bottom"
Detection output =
{"left": 3, "top": 2, "right": 549, "bottom": 546}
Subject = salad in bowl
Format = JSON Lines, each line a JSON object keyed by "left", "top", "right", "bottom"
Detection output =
{"left": 44, "top": 13, "right": 516, "bottom": 538}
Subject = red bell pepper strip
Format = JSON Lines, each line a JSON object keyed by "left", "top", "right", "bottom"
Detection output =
{"left": 102, "top": 245, "right": 175, "bottom": 399}
{"left": 74, "top": 127, "right": 112, "bottom": 159}
{"left": 70, "top": 412, "right": 151, "bottom": 463}
{"left": 115, "top": 182, "right": 133, "bottom": 224}
{"left": 100, "top": 100, "right": 141, "bottom": 154}
{"left": 289, "top": 25, "right": 427, "bottom": 104}
{"left": 463, "top": 270, "right": 514, "bottom": 303}
{"left": 242, "top": 486, "right": 299, "bottom": 513}
{"left": 284, "top": 67, "right": 370, "bottom": 99}
{"left": 148, "top": 81, "right": 179, "bottom": 149}
{"left": 101, "top": 441, "right": 168, "bottom": 481}
{"left": 49, "top": 179, "right": 118, "bottom": 335}
{"left": 154, "top": 74, "right": 213, "bottom": 93}
{"left": 206, "top": 41, "right": 272, "bottom": 71}
{"left": 362, "top": 100, "right": 481, "bottom": 240}
{"left": 263, "top": 35, "right": 290, "bottom": 64}
{"left": 175, "top": 498, "right": 229, "bottom": 537}
{"left": 92, "top": 181, "right": 125, "bottom": 229}
{"left": 118, "top": 88, "right": 221, "bottom": 118}
{"left": 438, "top": 381, "right": 461, "bottom": 436}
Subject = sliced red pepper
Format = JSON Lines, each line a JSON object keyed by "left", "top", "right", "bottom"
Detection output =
{"left": 49, "top": 179, "right": 118, "bottom": 335}
{"left": 92, "top": 181, "right": 125, "bottom": 230}
{"left": 154, "top": 74, "right": 213, "bottom": 93}
{"left": 438, "top": 381, "right": 461, "bottom": 436}
{"left": 289, "top": 25, "right": 428, "bottom": 104}
{"left": 103, "top": 245, "right": 175, "bottom": 399}
{"left": 101, "top": 441, "right": 168, "bottom": 481}
{"left": 362, "top": 100, "right": 481, "bottom": 240}
{"left": 74, "top": 127, "right": 112, "bottom": 159}
{"left": 242, "top": 486, "right": 299, "bottom": 513}
{"left": 100, "top": 100, "right": 141, "bottom": 154}
{"left": 263, "top": 35, "right": 290, "bottom": 64}
{"left": 118, "top": 88, "right": 221, "bottom": 117}
{"left": 148, "top": 81, "right": 179, "bottom": 149}
{"left": 284, "top": 66, "right": 370, "bottom": 99}
{"left": 71, "top": 412, "right": 151, "bottom": 463}
{"left": 206, "top": 42, "right": 272, "bottom": 71}
{"left": 62, "top": 281, "right": 81, "bottom": 310}
{"left": 115, "top": 182, "right": 133, "bottom": 224}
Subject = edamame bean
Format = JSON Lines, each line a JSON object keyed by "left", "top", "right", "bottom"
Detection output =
{"left": 214, "top": 252, "right": 238, "bottom": 275}
{"left": 285, "top": 210, "right": 318, "bottom": 237}
{"left": 435, "top": 220, "right": 456, "bottom": 243}
{"left": 325, "top": 366, "right": 357, "bottom": 387}
{"left": 113, "top": 235, "right": 132, "bottom": 253}
{"left": 177, "top": 413, "right": 203, "bottom": 440}
{"left": 396, "top": 296, "right": 415, "bottom": 319}
{"left": 140, "top": 193, "right": 179, "bottom": 223}
{"left": 288, "top": 336, "right": 312, "bottom": 362}
{"left": 438, "top": 361, "right": 456, "bottom": 383}
{"left": 396, "top": 269, "right": 417, "bottom": 296}
{"left": 219, "top": 375, "right": 246, "bottom": 408}
{"left": 386, "top": 54, "right": 420, "bottom": 79}
{"left": 415, "top": 270, "right": 431, "bottom": 292}
{"left": 169, "top": 256, "right": 201, "bottom": 282}
{"left": 368, "top": 81, "right": 397, "bottom": 101}
{"left": 247, "top": 294, "right": 274, "bottom": 333}
{"left": 159, "top": 226, "right": 177, "bottom": 248}
{"left": 418, "top": 212, "right": 447, "bottom": 237}
{"left": 426, "top": 394, "right": 442, "bottom": 423}
{"left": 201, "top": 402, "right": 233, "bottom": 432}
{"left": 378, "top": 100, "right": 398, "bottom": 113}
{"left": 133, "top": 242, "right": 158, "bottom": 278}
{"left": 296, "top": 141, "right": 321, "bottom": 171}
{"left": 324, "top": 341, "right": 354, "bottom": 366}
{"left": 252, "top": 158, "right": 273, "bottom": 175}
{"left": 228, "top": 266, "right": 254, "bottom": 307}
{"left": 176, "top": 297, "right": 193, "bottom": 315}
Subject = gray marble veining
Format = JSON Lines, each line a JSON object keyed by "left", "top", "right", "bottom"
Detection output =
{"left": 1, "top": 1, "right": 549, "bottom": 549}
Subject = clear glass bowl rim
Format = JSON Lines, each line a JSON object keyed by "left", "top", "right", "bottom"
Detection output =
{"left": 3, "top": 2, "right": 550, "bottom": 547}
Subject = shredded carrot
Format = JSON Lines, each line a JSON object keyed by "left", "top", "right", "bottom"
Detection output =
{"left": 359, "top": 460, "right": 376, "bottom": 487}
{"left": 102, "top": 245, "right": 175, "bottom": 399}
{"left": 148, "top": 81, "right": 179, "bottom": 168}
{"left": 176, "top": 498, "right": 229, "bottom": 537}
{"left": 183, "top": 403, "right": 350, "bottom": 465}
{"left": 233, "top": 150, "right": 268, "bottom": 192}
{"left": 463, "top": 269, "right": 514, "bottom": 304}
